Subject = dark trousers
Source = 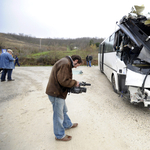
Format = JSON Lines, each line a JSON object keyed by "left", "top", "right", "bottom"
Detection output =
{"left": 15, "top": 61, "right": 20, "bottom": 66}
{"left": 1, "top": 69, "right": 13, "bottom": 81}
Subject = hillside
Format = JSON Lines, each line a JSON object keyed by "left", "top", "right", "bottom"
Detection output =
{"left": 0, "top": 33, "right": 104, "bottom": 65}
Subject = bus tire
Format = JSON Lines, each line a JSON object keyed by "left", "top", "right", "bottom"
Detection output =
{"left": 111, "top": 75, "right": 117, "bottom": 93}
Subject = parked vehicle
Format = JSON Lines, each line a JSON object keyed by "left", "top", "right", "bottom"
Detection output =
{"left": 98, "top": 6, "right": 150, "bottom": 107}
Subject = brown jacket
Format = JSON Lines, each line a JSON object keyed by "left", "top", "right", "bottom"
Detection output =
{"left": 46, "top": 56, "right": 77, "bottom": 99}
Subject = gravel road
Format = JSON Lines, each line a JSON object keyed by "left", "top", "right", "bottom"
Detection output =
{"left": 0, "top": 66, "right": 150, "bottom": 150}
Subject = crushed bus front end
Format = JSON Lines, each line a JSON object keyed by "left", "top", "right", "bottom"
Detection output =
{"left": 114, "top": 5, "right": 150, "bottom": 107}
{"left": 126, "top": 69, "right": 150, "bottom": 107}
{"left": 98, "top": 5, "right": 150, "bottom": 107}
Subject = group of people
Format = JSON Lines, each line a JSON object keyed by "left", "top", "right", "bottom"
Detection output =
{"left": 0, "top": 49, "right": 20, "bottom": 82}
{"left": 86, "top": 55, "right": 93, "bottom": 67}
{"left": 0, "top": 51, "right": 89, "bottom": 142}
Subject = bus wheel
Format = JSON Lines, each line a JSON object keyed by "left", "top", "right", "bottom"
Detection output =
{"left": 111, "top": 75, "right": 117, "bottom": 93}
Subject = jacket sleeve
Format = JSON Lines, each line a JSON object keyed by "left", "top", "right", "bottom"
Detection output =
{"left": 57, "top": 64, "right": 77, "bottom": 88}
{"left": 7, "top": 54, "right": 15, "bottom": 61}
{"left": 0, "top": 55, "right": 1, "bottom": 68}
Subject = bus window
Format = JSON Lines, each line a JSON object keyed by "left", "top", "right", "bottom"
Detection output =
{"left": 109, "top": 33, "right": 115, "bottom": 42}
{"left": 104, "top": 33, "right": 115, "bottom": 53}
{"left": 99, "top": 45, "right": 102, "bottom": 53}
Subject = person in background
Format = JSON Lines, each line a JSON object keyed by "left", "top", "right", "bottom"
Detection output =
{"left": 15, "top": 55, "right": 20, "bottom": 66}
{"left": 86, "top": 55, "right": 89, "bottom": 66}
{"left": 46, "top": 55, "right": 82, "bottom": 141}
{"left": 0, "top": 49, "right": 15, "bottom": 82}
{"left": 0, "top": 52, "right": 2, "bottom": 74}
{"left": 88, "top": 55, "right": 93, "bottom": 67}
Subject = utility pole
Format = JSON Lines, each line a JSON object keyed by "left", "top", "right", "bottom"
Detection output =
{"left": 40, "top": 38, "right": 41, "bottom": 49}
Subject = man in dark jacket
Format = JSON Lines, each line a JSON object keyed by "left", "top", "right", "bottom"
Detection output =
{"left": 86, "top": 55, "right": 89, "bottom": 66}
{"left": 46, "top": 55, "right": 82, "bottom": 141}
{"left": 14, "top": 55, "right": 20, "bottom": 66}
{"left": 88, "top": 55, "right": 93, "bottom": 67}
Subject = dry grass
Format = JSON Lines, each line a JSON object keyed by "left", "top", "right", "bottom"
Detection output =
{"left": 0, "top": 33, "right": 99, "bottom": 66}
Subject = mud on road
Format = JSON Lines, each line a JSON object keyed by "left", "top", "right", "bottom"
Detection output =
{"left": 0, "top": 66, "right": 150, "bottom": 150}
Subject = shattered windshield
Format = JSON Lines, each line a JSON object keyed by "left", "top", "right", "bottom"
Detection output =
{"left": 114, "top": 5, "right": 150, "bottom": 75}
{"left": 114, "top": 29, "right": 150, "bottom": 75}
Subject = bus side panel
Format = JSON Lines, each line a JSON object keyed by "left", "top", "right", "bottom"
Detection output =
{"left": 103, "top": 52, "right": 117, "bottom": 82}
{"left": 113, "top": 71, "right": 119, "bottom": 91}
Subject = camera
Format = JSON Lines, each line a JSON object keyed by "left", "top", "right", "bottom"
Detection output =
{"left": 68, "top": 82, "right": 91, "bottom": 94}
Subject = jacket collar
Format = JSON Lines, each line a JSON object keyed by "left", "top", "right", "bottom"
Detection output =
{"left": 66, "top": 56, "right": 74, "bottom": 67}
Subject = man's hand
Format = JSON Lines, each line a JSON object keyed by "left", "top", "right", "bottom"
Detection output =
{"left": 75, "top": 81, "right": 80, "bottom": 87}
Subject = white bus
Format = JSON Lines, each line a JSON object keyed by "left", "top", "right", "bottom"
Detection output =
{"left": 98, "top": 14, "right": 150, "bottom": 107}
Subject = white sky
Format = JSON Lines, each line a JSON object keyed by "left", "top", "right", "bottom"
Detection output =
{"left": 0, "top": 0, "right": 149, "bottom": 39}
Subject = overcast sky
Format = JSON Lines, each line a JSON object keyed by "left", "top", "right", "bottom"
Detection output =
{"left": 0, "top": 0, "right": 149, "bottom": 39}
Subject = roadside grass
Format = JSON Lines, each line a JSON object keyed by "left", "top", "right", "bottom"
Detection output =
{"left": 18, "top": 49, "right": 99, "bottom": 66}
{"left": 26, "top": 49, "right": 90, "bottom": 60}
{"left": 27, "top": 51, "right": 50, "bottom": 58}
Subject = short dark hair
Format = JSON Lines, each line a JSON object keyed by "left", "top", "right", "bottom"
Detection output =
{"left": 71, "top": 55, "right": 82, "bottom": 64}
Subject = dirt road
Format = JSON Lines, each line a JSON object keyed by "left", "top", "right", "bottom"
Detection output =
{"left": 0, "top": 66, "right": 150, "bottom": 150}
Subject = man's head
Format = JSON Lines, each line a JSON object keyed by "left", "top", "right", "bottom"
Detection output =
{"left": 7, "top": 49, "right": 13, "bottom": 55}
{"left": 71, "top": 55, "right": 82, "bottom": 68}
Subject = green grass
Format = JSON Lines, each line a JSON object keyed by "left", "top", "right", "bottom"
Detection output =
{"left": 30, "top": 51, "right": 50, "bottom": 57}
{"left": 27, "top": 50, "right": 81, "bottom": 58}
{"left": 26, "top": 49, "right": 98, "bottom": 61}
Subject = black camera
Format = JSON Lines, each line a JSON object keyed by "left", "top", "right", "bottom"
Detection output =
{"left": 68, "top": 82, "right": 91, "bottom": 94}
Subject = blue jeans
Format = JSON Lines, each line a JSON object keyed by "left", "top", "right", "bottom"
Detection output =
{"left": 15, "top": 61, "right": 20, "bottom": 66}
{"left": 89, "top": 61, "right": 91, "bottom": 67}
{"left": 86, "top": 61, "right": 89, "bottom": 66}
{"left": 1, "top": 69, "right": 13, "bottom": 81}
{"left": 48, "top": 95, "right": 73, "bottom": 139}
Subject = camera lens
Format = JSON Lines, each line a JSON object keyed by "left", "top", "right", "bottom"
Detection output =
{"left": 81, "top": 87, "right": 86, "bottom": 93}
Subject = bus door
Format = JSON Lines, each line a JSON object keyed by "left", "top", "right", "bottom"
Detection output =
{"left": 99, "top": 43, "right": 104, "bottom": 73}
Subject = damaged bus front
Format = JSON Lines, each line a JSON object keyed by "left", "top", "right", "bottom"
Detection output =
{"left": 98, "top": 5, "right": 150, "bottom": 107}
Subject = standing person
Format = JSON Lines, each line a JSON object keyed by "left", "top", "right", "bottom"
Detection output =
{"left": 86, "top": 55, "right": 89, "bottom": 66}
{"left": 46, "top": 55, "right": 82, "bottom": 141}
{"left": 88, "top": 55, "right": 93, "bottom": 67}
{"left": 0, "top": 49, "right": 15, "bottom": 82}
{"left": 0, "top": 52, "right": 2, "bottom": 74}
{"left": 15, "top": 55, "right": 20, "bottom": 66}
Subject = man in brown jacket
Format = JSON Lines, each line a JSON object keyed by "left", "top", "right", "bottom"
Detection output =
{"left": 46, "top": 55, "right": 82, "bottom": 141}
